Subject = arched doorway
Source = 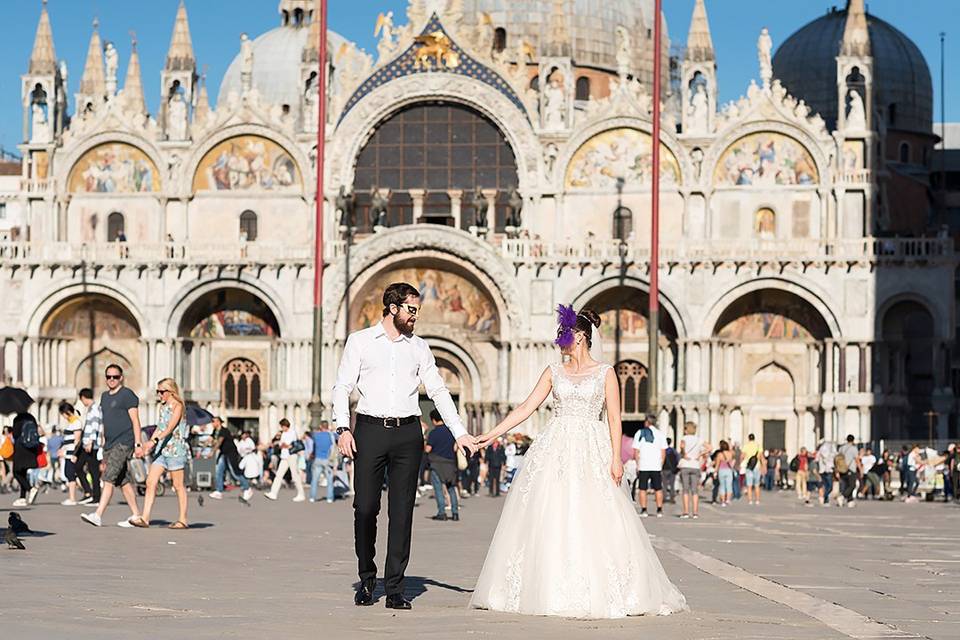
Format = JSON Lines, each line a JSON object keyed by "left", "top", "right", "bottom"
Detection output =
{"left": 877, "top": 300, "right": 937, "bottom": 441}
{"left": 713, "top": 288, "right": 831, "bottom": 452}
{"left": 41, "top": 294, "right": 142, "bottom": 394}
{"left": 178, "top": 288, "right": 280, "bottom": 437}
{"left": 349, "top": 260, "right": 499, "bottom": 435}
{"left": 580, "top": 285, "right": 680, "bottom": 435}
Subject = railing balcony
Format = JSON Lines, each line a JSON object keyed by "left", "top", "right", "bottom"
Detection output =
{"left": 0, "top": 241, "right": 313, "bottom": 266}
{"left": 19, "top": 178, "right": 50, "bottom": 194}
{"left": 837, "top": 169, "right": 872, "bottom": 185}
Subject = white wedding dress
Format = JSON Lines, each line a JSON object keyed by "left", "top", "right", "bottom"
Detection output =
{"left": 471, "top": 363, "right": 688, "bottom": 619}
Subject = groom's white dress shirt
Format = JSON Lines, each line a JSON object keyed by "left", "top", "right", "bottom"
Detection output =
{"left": 332, "top": 322, "right": 467, "bottom": 439}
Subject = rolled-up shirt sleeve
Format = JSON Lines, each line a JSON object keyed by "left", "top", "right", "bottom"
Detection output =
{"left": 332, "top": 333, "right": 361, "bottom": 429}
{"left": 418, "top": 342, "right": 467, "bottom": 439}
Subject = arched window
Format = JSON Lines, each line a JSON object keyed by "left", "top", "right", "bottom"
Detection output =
{"left": 293, "top": 8, "right": 304, "bottom": 26}
{"left": 616, "top": 360, "right": 649, "bottom": 416}
{"left": 575, "top": 76, "right": 591, "bottom": 101}
{"left": 613, "top": 206, "right": 633, "bottom": 241}
{"left": 755, "top": 207, "right": 776, "bottom": 237}
{"left": 240, "top": 210, "right": 258, "bottom": 241}
{"left": 493, "top": 28, "right": 507, "bottom": 53}
{"left": 352, "top": 102, "right": 519, "bottom": 232}
{"left": 899, "top": 142, "right": 910, "bottom": 163}
{"left": 107, "top": 212, "right": 125, "bottom": 242}
{"left": 222, "top": 359, "right": 262, "bottom": 411}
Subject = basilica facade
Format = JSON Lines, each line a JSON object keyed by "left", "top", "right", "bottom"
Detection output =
{"left": 4, "top": 0, "right": 954, "bottom": 451}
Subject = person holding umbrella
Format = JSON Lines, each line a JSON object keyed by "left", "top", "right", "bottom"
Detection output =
{"left": 132, "top": 378, "right": 190, "bottom": 529}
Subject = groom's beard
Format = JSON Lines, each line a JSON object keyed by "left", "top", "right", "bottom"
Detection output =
{"left": 394, "top": 313, "right": 415, "bottom": 337}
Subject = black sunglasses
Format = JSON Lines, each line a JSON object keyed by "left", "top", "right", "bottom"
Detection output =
{"left": 105, "top": 375, "right": 122, "bottom": 381}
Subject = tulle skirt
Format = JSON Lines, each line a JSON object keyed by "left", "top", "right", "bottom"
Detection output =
{"left": 470, "top": 416, "right": 688, "bottom": 619}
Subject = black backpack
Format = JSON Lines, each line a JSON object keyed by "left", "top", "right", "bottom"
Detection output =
{"left": 17, "top": 420, "right": 39, "bottom": 449}
{"left": 664, "top": 448, "right": 679, "bottom": 473}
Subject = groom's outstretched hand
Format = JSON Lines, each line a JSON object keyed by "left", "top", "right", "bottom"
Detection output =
{"left": 456, "top": 434, "right": 479, "bottom": 457}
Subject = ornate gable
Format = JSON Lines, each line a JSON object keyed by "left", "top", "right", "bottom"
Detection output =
{"left": 339, "top": 14, "right": 528, "bottom": 124}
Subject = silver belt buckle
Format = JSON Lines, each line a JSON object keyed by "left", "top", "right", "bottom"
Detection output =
{"left": 383, "top": 417, "right": 400, "bottom": 429}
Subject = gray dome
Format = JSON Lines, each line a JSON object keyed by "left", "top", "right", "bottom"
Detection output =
{"left": 772, "top": 6, "right": 933, "bottom": 134}
{"left": 218, "top": 25, "right": 348, "bottom": 110}
{"left": 462, "top": 0, "right": 668, "bottom": 77}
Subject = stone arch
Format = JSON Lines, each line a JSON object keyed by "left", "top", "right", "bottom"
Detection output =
{"left": 423, "top": 336, "right": 484, "bottom": 403}
{"left": 706, "top": 121, "right": 828, "bottom": 189}
{"left": 57, "top": 133, "right": 165, "bottom": 195}
{"left": 328, "top": 74, "right": 540, "bottom": 194}
{"left": 25, "top": 281, "right": 147, "bottom": 337}
{"left": 322, "top": 225, "right": 524, "bottom": 341}
{"left": 751, "top": 360, "right": 798, "bottom": 400}
{"left": 166, "top": 277, "right": 288, "bottom": 339}
{"left": 568, "top": 275, "right": 689, "bottom": 340}
{"left": 703, "top": 277, "right": 840, "bottom": 340}
{"left": 875, "top": 293, "right": 943, "bottom": 340}
{"left": 179, "top": 124, "right": 311, "bottom": 200}
{"left": 557, "top": 116, "right": 689, "bottom": 192}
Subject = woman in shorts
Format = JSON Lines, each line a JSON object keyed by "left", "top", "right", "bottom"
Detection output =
{"left": 133, "top": 378, "right": 189, "bottom": 529}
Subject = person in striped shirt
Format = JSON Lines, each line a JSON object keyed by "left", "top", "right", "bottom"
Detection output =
{"left": 58, "top": 402, "right": 83, "bottom": 506}
{"left": 76, "top": 388, "right": 103, "bottom": 505}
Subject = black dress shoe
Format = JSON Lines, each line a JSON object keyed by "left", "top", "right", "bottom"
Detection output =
{"left": 385, "top": 594, "right": 412, "bottom": 610}
{"left": 355, "top": 583, "right": 375, "bottom": 606}
{"left": 431, "top": 513, "right": 447, "bottom": 521}
{"left": 451, "top": 513, "right": 460, "bottom": 521}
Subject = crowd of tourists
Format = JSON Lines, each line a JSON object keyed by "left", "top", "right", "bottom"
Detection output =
{"left": 622, "top": 415, "right": 960, "bottom": 517}
{"left": 0, "top": 364, "right": 531, "bottom": 527}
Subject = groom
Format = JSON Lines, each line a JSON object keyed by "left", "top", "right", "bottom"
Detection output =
{"left": 332, "top": 282, "right": 478, "bottom": 610}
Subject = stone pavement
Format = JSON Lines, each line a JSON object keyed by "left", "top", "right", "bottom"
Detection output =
{"left": 1, "top": 483, "right": 957, "bottom": 640}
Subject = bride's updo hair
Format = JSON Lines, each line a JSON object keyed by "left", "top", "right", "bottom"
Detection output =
{"left": 576, "top": 309, "right": 601, "bottom": 348}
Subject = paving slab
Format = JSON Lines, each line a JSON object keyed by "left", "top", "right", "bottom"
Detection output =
{"left": 1, "top": 485, "right": 955, "bottom": 639}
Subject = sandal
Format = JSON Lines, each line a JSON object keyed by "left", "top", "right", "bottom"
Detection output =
{"left": 130, "top": 517, "right": 150, "bottom": 528}
{"left": 168, "top": 521, "right": 189, "bottom": 530}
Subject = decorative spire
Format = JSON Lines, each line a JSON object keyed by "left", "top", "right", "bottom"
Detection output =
{"left": 123, "top": 35, "right": 146, "bottom": 114}
{"left": 841, "top": 0, "right": 870, "bottom": 57}
{"left": 79, "top": 19, "right": 106, "bottom": 98}
{"left": 686, "top": 0, "right": 715, "bottom": 62}
{"left": 28, "top": 0, "right": 57, "bottom": 75}
{"left": 165, "top": 0, "right": 195, "bottom": 71}
{"left": 194, "top": 72, "right": 210, "bottom": 122}
{"left": 544, "top": 0, "right": 571, "bottom": 57}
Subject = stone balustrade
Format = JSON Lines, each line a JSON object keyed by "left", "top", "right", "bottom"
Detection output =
{"left": 0, "top": 234, "right": 953, "bottom": 269}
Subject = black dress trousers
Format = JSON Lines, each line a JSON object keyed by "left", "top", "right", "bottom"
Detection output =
{"left": 352, "top": 420, "right": 424, "bottom": 596}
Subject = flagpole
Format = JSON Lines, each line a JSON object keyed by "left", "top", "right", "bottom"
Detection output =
{"left": 309, "top": 0, "right": 329, "bottom": 430}
{"left": 648, "top": 0, "right": 662, "bottom": 420}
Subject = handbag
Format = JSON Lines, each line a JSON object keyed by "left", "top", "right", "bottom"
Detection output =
{"left": 456, "top": 447, "right": 468, "bottom": 472}
{"left": 36, "top": 444, "right": 47, "bottom": 468}
{"left": 0, "top": 435, "right": 13, "bottom": 459}
{"left": 288, "top": 439, "right": 305, "bottom": 455}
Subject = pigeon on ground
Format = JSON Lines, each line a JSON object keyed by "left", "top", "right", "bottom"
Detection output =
{"left": 4, "top": 528, "right": 25, "bottom": 550}
{"left": 8, "top": 512, "right": 30, "bottom": 535}
{"left": 239, "top": 494, "right": 251, "bottom": 507}
{"left": 197, "top": 494, "right": 204, "bottom": 507}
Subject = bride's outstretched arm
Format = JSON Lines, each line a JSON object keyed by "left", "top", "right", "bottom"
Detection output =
{"left": 478, "top": 367, "right": 553, "bottom": 446}
{"left": 604, "top": 368, "right": 624, "bottom": 484}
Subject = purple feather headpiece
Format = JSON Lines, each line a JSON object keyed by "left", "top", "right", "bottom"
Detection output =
{"left": 554, "top": 304, "right": 578, "bottom": 349}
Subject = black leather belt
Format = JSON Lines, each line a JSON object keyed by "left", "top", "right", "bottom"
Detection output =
{"left": 356, "top": 414, "right": 419, "bottom": 429}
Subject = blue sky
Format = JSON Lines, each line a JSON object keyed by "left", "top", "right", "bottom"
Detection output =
{"left": 1, "top": 0, "right": 955, "bottom": 154}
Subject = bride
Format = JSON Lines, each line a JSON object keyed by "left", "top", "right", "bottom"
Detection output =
{"left": 470, "top": 305, "right": 687, "bottom": 619}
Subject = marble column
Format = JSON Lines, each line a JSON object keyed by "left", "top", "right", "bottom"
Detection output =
{"left": 409, "top": 189, "right": 425, "bottom": 224}
{"left": 447, "top": 189, "right": 463, "bottom": 229}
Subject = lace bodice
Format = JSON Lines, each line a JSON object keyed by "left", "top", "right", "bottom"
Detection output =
{"left": 549, "top": 363, "right": 610, "bottom": 421}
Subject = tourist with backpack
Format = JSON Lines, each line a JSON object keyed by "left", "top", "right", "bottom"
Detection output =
{"left": 662, "top": 437, "right": 679, "bottom": 505}
{"left": 836, "top": 434, "right": 860, "bottom": 508}
{"left": 816, "top": 440, "right": 837, "bottom": 506}
{"left": 11, "top": 412, "right": 43, "bottom": 507}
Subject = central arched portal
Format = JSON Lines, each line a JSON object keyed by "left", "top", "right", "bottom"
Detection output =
{"left": 349, "top": 258, "right": 501, "bottom": 435}
{"left": 351, "top": 101, "right": 519, "bottom": 232}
